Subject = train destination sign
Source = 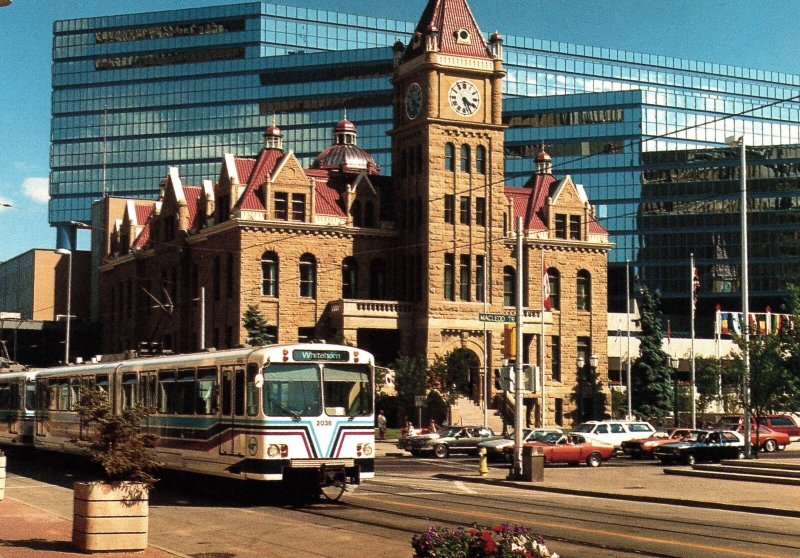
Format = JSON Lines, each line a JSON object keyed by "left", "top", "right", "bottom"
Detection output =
{"left": 292, "top": 349, "right": 350, "bottom": 362}
{"left": 478, "top": 313, "right": 517, "bottom": 323}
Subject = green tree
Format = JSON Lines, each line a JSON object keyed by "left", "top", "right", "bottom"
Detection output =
{"left": 242, "top": 305, "right": 272, "bottom": 346}
{"left": 428, "top": 349, "right": 473, "bottom": 404}
{"left": 695, "top": 356, "right": 721, "bottom": 416}
{"left": 393, "top": 355, "right": 428, "bottom": 413}
{"left": 630, "top": 286, "right": 673, "bottom": 419}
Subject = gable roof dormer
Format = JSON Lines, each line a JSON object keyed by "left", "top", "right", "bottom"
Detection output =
{"left": 403, "top": 0, "right": 492, "bottom": 62}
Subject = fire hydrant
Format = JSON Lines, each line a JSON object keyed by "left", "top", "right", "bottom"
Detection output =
{"left": 478, "top": 447, "right": 489, "bottom": 477}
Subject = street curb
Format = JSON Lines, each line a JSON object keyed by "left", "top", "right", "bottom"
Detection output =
{"left": 437, "top": 474, "right": 800, "bottom": 518}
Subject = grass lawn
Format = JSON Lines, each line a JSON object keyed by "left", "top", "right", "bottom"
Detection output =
{"left": 375, "top": 427, "right": 402, "bottom": 440}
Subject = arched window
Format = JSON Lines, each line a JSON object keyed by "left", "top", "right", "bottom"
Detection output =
{"left": 342, "top": 257, "right": 358, "bottom": 299}
{"left": 460, "top": 144, "right": 471, "bottom": 173}
{"left": 577, "top": 270, "right": 591, "bottom": 311}
{"left": 547, "top": 268, "right": 560, "bottom": 311}
{"left": 364, "top": 201, "right": 376, "bottom": 228}
{"left": 476, "top": 145, "right": 486, "bottom": 174}
{"left": 369, "top": 258, "right": 387, "bottom": 299}
{"left": 299, "top": 254, "right": 317, "bottom": 299}
{"left": 503, "top": 266, "right": 516, "bottom": 307}
{"left": 444, "top": 143, "right": 455, "bottom": 172}
{"left": 351, "top": 200, "right": 362, "bottom": 227}
{"left": 261, "top": 252, "right": 278, "bottom": 297}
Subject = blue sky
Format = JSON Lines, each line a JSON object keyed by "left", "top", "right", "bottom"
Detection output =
{"left": 1, "top": 0, "right": 799, "bottom": 262}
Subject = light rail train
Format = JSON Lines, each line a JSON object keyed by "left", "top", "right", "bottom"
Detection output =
{"left": 0, "top": 343, "right": 375, "bottom": 501}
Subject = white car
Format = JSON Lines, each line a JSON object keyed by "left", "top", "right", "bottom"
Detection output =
{"left": 477, "top": 428, "right": 563, "bottom": 461}
{"left": 573, "top": 420, "right": 656, "bottom": 449}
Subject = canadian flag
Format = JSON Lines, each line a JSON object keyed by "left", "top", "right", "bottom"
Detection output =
{"left": 542, "top": 259, "right": 552, "bottom": 311}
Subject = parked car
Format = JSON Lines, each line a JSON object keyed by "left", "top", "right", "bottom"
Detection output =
{"left": 723, "top": 424, "right": 790, "bottom": 452}
{"left": 478, "top": 428, "right": 563, "bottom": 461}
{"left": 506, "top": 432, "right": 615, "bottom": 467}
{"left": 398, "top": 428, "right": 440, "bottom": 451}
{"left": 724, "top": 414, "right": 800, "bottom": 443}
{"left": 573, "top": 420, "right": 656, "bottom": 449}
{"left": 620, "top": 428, "right": 698, "bottom": 458}
{"left": 653, "top": 430, "right": 746, "bottom": 465}
{"left": 406, "top": 426, "right": 500, "bottom": 458}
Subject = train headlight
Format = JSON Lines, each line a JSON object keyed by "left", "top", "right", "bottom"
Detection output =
{"left": 267, "top": 444, "right": 280, "bottom": 457}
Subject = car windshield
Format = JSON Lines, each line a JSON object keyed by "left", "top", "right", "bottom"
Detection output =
{"left": 440, "top": 428, "right": 462, "bottom": 438}
{"left": 539, "top": 432, "right": 563, "bottom": 444}
{"left": 573, "top": 424, "right": 595, "bottom": 433}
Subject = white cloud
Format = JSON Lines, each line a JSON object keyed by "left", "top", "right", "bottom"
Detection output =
{"left": 23, "top": 177, "right": 50, "bottom": 204}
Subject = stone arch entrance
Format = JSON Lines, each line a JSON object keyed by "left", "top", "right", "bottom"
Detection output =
{"left": 448, "top": 347, "right": 482, "bottom": 405}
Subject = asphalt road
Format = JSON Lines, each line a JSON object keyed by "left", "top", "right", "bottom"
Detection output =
{"left": 4, "top": 449, "right": 800, "bottom": 558}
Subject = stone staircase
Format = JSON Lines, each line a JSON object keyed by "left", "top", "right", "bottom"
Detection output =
{"left": 663, "top": 458, "right": 800, "bottom": 486}
{"left": 450, "top": 396, "right": 504, "bottom": 432}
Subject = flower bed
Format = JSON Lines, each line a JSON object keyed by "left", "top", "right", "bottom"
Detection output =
{"left": 412, "top": 524, "right": 559, "bottom": 558}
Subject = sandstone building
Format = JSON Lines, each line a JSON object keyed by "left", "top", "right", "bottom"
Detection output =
{"left": 99, "top": 0, "right": 611, "bottom": 426}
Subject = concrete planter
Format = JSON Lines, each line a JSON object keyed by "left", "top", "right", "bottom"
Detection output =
{"left": 72, "top": 481, "right": 149, "bottom": 552}
{"left": 0, "top": 453, "right": 5, "bottom": 501}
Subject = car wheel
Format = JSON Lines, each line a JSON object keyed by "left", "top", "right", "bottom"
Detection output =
{"left": 410, "top": 449, "right": 421, "bottom": 457}
{"left": 433, "top": 444, "right": 449, "bottom": 458}
{"left": 586, "top": 452, "right": 603, "bottom": 467}
{"left": 737, "top": 450, "right": 746, "bottom": 460}
{"left": 763, "top": 439, "right": 778, "bottom": 453}
{"left": 684, "top": 454, "right": 696, "bottom": 466}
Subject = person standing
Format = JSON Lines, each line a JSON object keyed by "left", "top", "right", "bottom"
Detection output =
{"left": 377, "top": 410, "right": 387, "bottom": 440}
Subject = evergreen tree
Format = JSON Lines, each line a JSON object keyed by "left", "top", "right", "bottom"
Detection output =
{"left": 630, "top": 286, "right": 673, "bottom": 420}
{"left": 393, "top": 355, "right": 428, "bottom": 414}
{"left": 242, "top": 305, "right": 272, "bottom": 346}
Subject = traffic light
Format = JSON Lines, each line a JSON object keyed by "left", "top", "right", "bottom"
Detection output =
{"left": 503, "top": 324, "right": 516, "bottom": 358}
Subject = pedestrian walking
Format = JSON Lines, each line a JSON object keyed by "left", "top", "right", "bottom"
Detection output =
{"left": 377, "top": 410, "right": 387, "bottom": 440}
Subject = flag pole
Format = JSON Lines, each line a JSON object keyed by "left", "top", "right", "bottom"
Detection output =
{"left": 690, "top": 253, "right": 697, "bottom": 429}
{"left": 540, "top": 248, "right": 547, "bottom": 427}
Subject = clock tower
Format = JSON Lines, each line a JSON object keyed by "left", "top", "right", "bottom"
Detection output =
{"left": 390, "top": 0, "right": 508, "bottom": 373}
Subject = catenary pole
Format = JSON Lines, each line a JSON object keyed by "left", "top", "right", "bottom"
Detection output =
{"left": 513, "top": 216, "right": 524, "bottom": 477}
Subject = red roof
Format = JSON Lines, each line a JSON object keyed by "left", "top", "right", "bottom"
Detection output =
{"left": 183, "top": 186, "right": 202, "bottom": 229}
{"left": 134, "top": 203, "right": 154, "bottom": 226}
{"left": 233, "top": 148, "right": 285, "bottom": 211}
{"left": 406, "top": 0, "right": 491, "bottom": 61}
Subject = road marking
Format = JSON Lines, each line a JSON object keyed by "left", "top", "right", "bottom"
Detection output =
{"left": 454, "top": 481, "right": 478, "bottom": 494}
{"left": 376, "top": 497, "right": 787, "bottom": 558}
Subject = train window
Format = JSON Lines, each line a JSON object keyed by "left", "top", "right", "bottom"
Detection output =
{"left": 158, "top": 370, "right": 177, "bottom": 414}
{"left": 25, "top": 382, "right": 35, "bottom": 411}
{"left": 48, "top": 380, "right": 58, "bottom": 411}
{"left": 323, "top": 365, "right": 372, "bottom": 417}
{"left": 262, "top": 363, "right": 321, "bottom": 418}
{"left": 122, "top": 373, "right": 137, "bottom": 409}
{"left": 196, "top": 367, "right": 217, "bottom": 415}
{"left": 0, "top": 382, "right": 9, "bottom": 410}
{"left": 246, "top": 364, "right": 259, "bottom": 416}
{"left": 69, "top": 378, "right": 80, "bottom": 411}
{"left": 222, "top": 371, "right": 232, "bottom": 416}
{"left": 177, "top": 369, "right": 195, "bottom": 414}
{"left": 148, "top": 374, "right": 158, "bottom": 411}
{"left": 96, "top": 375, "right": 109, "bottom": 393}
{"left": 235, "top": 369, "right": 245, "bottom": 416}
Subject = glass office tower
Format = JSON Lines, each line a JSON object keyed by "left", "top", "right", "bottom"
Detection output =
{"left": 52, "top": 1, "right": 800, "bottom": 317}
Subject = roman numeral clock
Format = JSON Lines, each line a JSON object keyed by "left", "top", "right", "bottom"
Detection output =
{"left": 448, "top": 79, "right": 481, "bottom": 116}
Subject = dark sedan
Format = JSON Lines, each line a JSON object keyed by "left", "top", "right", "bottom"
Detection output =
{"left": 406, "top": 426, "right": 500, "bottom": 458}
{"left": 653, "top": 430, "right": 746, "bottom": 466}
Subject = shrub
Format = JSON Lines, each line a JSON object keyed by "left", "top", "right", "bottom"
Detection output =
{"left": 76, "top": 387, "right": 160, "bottom": 489}
{"left": 412, "top": 524, "right": 559, "bottom": 558}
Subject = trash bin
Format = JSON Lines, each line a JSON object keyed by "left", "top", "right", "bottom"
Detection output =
{"left": 522, "top": 445, "right": 545, "bottom": 482}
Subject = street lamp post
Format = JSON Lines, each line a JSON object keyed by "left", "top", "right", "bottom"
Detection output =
{"left": 726, "top": 134, "right": 751, "bottom": 458}
{"left": 576, "top": 356, "right": 585, "bottom": 420}
{"left": 670, "top": 356, "right": 680, "bottom": 427}
{"left": 589, "top": 354, "right": 599, "bottom": 419}
{"left": 55, "top": 248, "right": 72, "bottom": 364}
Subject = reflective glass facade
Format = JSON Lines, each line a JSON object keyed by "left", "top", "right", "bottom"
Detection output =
{"left": 52, "top": 2, "right": 800, "bottom": 316}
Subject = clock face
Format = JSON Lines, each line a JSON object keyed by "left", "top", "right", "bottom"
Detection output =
{"left": 448, "top": 80, "right": 481, "bottom": 116}
{"left": 405, "top": 83, "right": 422, "bottom": 120}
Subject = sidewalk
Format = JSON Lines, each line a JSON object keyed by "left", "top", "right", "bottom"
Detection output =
{"left": 0, "top": 498, "right": 180, "bottom": 558}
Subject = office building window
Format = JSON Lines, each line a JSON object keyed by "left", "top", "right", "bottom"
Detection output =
{"left": 476, "top": 145, "right": 486, "bottom": 174}
{"left": 460, "top": 144, "right": 471, "bottom": 173}
{"left": 291, "top": 193, "right": 306, "bottom": 221}
{"left": 444, "top": 254, "right": 455, "bottom": 301}
{"left": 555, "top": 214, "right": 567, "bottom": 239}
{"left": 503, "top": 266, "right": 516, "bottom": 307}
{"left": 548, "top": 268, "right": 560, "bottom": 311}
{"left": 274, "top": 192, "right": 288, "bottom": 220}
{"left": 299, "top": 254, "right": 317, "bottom": 299}
{"left": 555, "top": 398, "right": 563, "bottom": 426}
{"left": 445, "top": 143, "right": 455, "bottom": 172}
{"left": 569, "top": 215, "right": 581, "bottom": 240}
{"left": 459, "top": 196, "right": 470, "bottom": 224}
{"left": 444, "top": 194, "right": 455, "bottom": 224}
{"left": 261, "top": 252, "right": 278, "bottom": 297}
{"left": 460, "top": 255, "right": 471, "bottom": 301}
{"left": 551, "top": 336, "right": 561, "bottom": 382}
{"left": 475, "top": 197, "right": 486, "bottom": 226}
{"left": 577, "top": 270, "right": 591, "bottom": 310}
{"left": 475, "top": 255, "right": 485, "bottom": 302}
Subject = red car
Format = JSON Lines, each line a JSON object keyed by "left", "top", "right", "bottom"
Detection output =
{"left": 508, "top": 432, "right": 616, "bottom": 467}
{"left": 620, "top": 428, "right": 697, "bottom": 458}
{"left": 725, "top": 423, "right": 790, "bottom": 452}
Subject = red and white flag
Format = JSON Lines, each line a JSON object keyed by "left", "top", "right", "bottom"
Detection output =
{"left": 692, "top": 263, "right": 700, "bottom": 311}
{"left": 542, "top": 258, "right": 552, "bottom": 311}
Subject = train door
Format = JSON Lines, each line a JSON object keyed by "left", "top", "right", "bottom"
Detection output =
{"left": 219, "top": 365, "right": 246, "bottom": 456}
{"left": 35, "top": 378, "right": 49, "bottom": 438}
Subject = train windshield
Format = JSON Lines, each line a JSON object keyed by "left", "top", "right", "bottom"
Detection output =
{"left": 322, "top": 364, "right": 372, "bottom": 417}
{"left": 262, "top": 364, "right": 322, "bottom": 418}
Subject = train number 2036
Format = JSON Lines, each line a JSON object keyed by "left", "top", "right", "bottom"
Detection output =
{"left": 317, "top": 420, "right": 332, "bottom": 427}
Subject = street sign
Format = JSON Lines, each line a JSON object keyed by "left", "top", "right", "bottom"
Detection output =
{"left": 414, "top": 395, "right": 426, "bottom": 407}
{"left": 478, "top": 313, "right": 516, "bottom": 323}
